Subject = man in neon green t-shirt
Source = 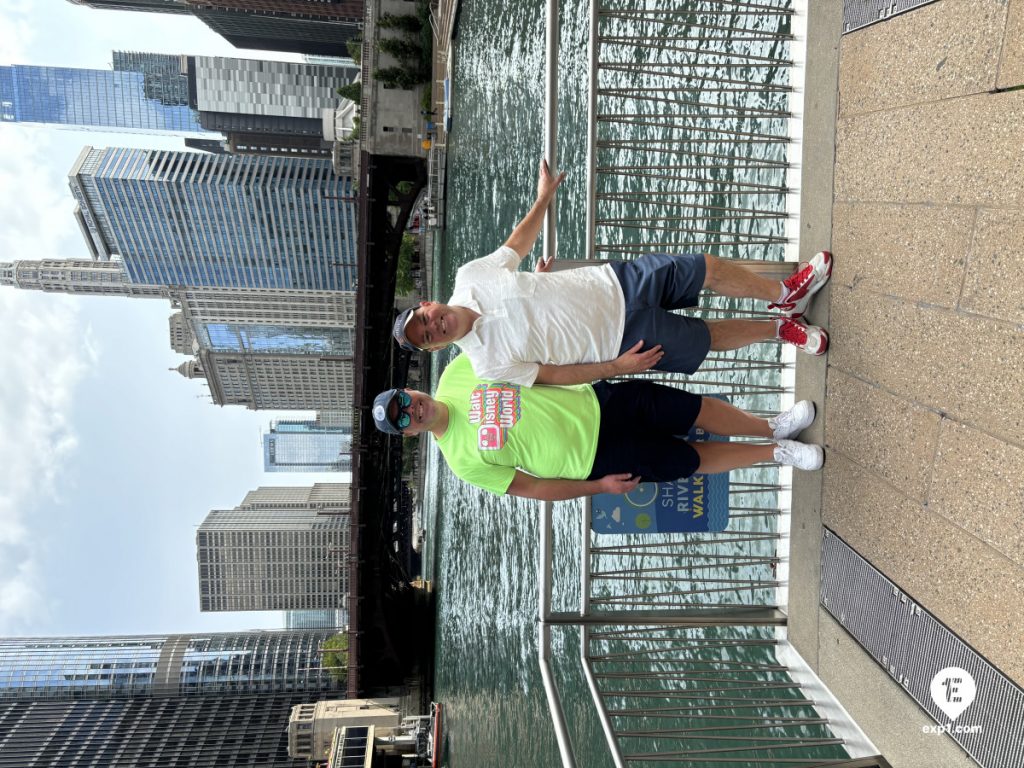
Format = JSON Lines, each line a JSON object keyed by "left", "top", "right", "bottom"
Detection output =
{"left": 372, "top": 355, "right": 823, "bottom": 501}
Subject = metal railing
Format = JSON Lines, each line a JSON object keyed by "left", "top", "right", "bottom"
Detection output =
{"left": 539, "top": 499, "right": 883, "bottom": 767}
{"left": 583, "top": 0, "right": 805, "bottom": 265}
{"left": 536, "top": 2, "right": 885, "bottom": 766}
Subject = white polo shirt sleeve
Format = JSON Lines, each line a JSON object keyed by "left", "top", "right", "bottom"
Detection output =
{"left": 455, "top": 246, "right": 521, "bottom": 280}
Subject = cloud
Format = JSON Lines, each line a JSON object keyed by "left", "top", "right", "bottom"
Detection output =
{"left": 0, "top": 560, "right": 46, "bottom": 631}
{"left": 0, "top": 0, "right": 35, "bottom": 63}
{"left": 0, "top": 128, "right": 94, "bottom": 633}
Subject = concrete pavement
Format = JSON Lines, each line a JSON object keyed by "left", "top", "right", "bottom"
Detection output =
{"left": 790, "top": 2, "right": 1023, "bottom": 766}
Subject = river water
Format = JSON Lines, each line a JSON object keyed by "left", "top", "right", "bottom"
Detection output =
{"left": 421, "top": 1, "right": 847, "bottom": 766}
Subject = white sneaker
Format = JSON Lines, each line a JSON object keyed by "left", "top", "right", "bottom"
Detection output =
{"left": 774, "top": 439, "right": 824, "bottom": 470}
{"left": 769, "top": 400, "right": 816, "bottom": 440}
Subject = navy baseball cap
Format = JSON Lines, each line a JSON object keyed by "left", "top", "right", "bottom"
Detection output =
{"left": 392, "top": 308, "right": 418, "bottom": 352}
{"left": 372, "top": 389, "right": 405, "bottom": 435}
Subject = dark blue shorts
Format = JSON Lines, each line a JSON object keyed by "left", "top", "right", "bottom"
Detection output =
{"left": 587, "top": 379, "right": 703, "bottom": 482}
{"left": 609, "top": 253, "right": 711, "bottom": 375}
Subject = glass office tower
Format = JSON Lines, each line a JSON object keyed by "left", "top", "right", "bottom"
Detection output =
{"left": 0, "top": 53, "right": 209, "bottom": 135}
{"left": 69, "top": 146, "right": 357, "bottom": 291}
{"left": 68, "top": 0, "right": 189, "bottom": 13}
{"left": 0, "top": 630, "right": 344, "bottom": 767}
{"left": 285, "top": 609, "right": 349, "bottom": 629}
{"left": 264, "top": 420, "right": 353, "bottom": 473}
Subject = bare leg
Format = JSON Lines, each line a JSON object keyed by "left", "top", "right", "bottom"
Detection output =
{"left": 692, "top": 441, "right": 775, "bottom": 474}
{"left": 703, "top": 254, "right": 787, "bottom": 302}
{"left": 694, "top": 395, "right": 773, "bottom": 438}
{"left": 706, "top": 319, "right": 776, "bottom": 351}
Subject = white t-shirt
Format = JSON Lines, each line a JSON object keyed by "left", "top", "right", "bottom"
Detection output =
{"left": 450, "top": 246, "right": 626, "bottom": 385}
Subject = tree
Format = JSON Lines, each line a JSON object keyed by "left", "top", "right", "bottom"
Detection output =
{"left": 378, "top": 37, "right": 422, "bottom": 63}
{"left": 402, "top": 437, "right": 419, "bottom": 467}
{"left": 395, "top": 234, "right": 417, "bottom": 296}
{"left": 378, "top": 13, "right": 423, "bottom": 33}
{"left": 336, "top": 82, "right": 361, "bottom": 103}
{"left": 321, "top": 633, "right": 349, "bottom": 683}
{"left": 346, "top": 38, "right": 362, "bottom": 64}
{"left": 374, "top": 66, "right": 423, "bottom": 90}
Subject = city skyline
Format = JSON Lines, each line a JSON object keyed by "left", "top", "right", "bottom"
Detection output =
{"left": 0, "top": 629, "right": 346, "bottom": 767}
{"left": 0, "top": 2, "right": 347, "bottom": 638}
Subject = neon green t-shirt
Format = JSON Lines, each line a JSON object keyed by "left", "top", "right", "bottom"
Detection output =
{"left": 434, "top": 354, "right": 601, "bottom": 495}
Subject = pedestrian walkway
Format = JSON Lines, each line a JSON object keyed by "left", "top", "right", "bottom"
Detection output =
{"left": 790, "top": 1, "right": 1023, "bottom": 767}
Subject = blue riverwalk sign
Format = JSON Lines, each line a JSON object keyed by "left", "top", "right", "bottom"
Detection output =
{"left": 591, "top": 427, "right": 730, "bottom": 534}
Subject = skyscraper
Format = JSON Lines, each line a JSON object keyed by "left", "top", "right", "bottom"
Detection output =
{"left": 0, "top": 629, "right": 345, "bottom": 767}
{"left": 316, "top": 410, "right": 354, "bottom": 428}
{"left": 67, "top": 0, "right": 189, "bottom": 13}
{"left": 69, "top": 0, "right": 364, "bottom": 58}
{"left": 186, "top": 1, "right": 363, "bottom": 58}
{"left": 187, "top": 54, "right": 358, "bottom": 159}
{"left": 197, "top": 484, "right": 351, "bottom": 612}
{"left": 0, "top": 259, "right": 167, "bottom": 299}
{"left": 191, "top": 55, "right": 357, "bottom": 128}
{"left": 264, "top": 420, "right": 352, "bottom": 473}
{"left": 70, "top": 146, "right": 357, "bottom": 291}
{"left": 0, "top": 54, "right": 209, "bottom": 135}
{"left": 0, "top": 258, "right": 356, "bottom": 411}
{"left": 178, "top": 350, "right": 354, "bottom": 411}
{"left": 0, "top": 260, "right": 358, "bottom": 323}
{"left": 284, "top": 609, "right": 348, "bottom": 629}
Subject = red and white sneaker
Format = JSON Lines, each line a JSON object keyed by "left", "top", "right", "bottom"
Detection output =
{"left": 776, "top": 317, "right": 829, "bottom": 356}
{"left": 770, "top": 250, "right": 833, "bottom": 317}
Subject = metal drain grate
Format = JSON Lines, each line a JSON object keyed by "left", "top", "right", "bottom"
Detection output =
{"left": 820, "top": 528, "right": 1024, "bottom": 768}
{"left": 843, "top": 0, "right": 941, "bottom": 34}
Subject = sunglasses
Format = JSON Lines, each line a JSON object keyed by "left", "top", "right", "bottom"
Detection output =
{"left": 393, "top": 391, "right": 412, "bottom": 429}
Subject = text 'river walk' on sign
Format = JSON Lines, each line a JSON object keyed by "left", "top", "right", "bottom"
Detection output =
{"left": 591, "top": 425, "right": 730, "bottom": 535}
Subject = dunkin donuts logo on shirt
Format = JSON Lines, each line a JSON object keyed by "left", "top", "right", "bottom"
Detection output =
{"left": 469, "top": 383, "right": 522, "bottom": 450}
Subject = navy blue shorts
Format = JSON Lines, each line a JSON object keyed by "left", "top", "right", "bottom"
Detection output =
{"left": 587, "top": 379, "right": 703, "bottom": 482}
{"left": 609, "top": 253, "right": 711, "bottom": 375}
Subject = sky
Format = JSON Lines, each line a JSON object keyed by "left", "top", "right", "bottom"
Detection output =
{"left": 0, "top": 1, "right": 345, "bottom": 638}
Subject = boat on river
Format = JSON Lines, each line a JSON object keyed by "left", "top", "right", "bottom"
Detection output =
{"left": 324, "top": 702, "right": 443, "bottom": 768}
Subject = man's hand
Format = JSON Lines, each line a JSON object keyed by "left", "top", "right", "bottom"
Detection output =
{"left": 535, "top": 341, "right": 664, "bottom": 386}
{"left": 595, "top": 473, "right": 641, "bottom": 495}
{"left": 611, "top": 340, "right": 664, "bottom": 376}
{"left": 504, "top": 159, "right": 568, "bottom": 259}
{"left": 534, "top": 255, "right": 553, "bottom": 273}
{"left": 537, "top": 158, "right": 566, "bottom": 202}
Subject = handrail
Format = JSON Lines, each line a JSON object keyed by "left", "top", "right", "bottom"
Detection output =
{"left": 584, "top": 0, "right": 599, "bottom": 266}
{"left": 542, "top": 0, "right": 559, "bottom": 266}
{"left": 537, "top": 500, "right": 577, "bottom": 768}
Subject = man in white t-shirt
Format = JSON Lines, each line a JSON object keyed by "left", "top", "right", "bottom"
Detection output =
{"left": 394, "top": 159, "right": 832, "bottom": 387}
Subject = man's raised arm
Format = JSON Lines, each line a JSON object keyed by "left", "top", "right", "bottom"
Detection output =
{"left": 504, "top": 158, "right": 566, "bottom": 260}
{"left": 506, "top": 470, "right": 640, "bottom": 502}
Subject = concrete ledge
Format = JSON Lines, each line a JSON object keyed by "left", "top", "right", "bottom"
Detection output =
{"left": 787, "top": 0, "right": 844, "bottom": 670}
